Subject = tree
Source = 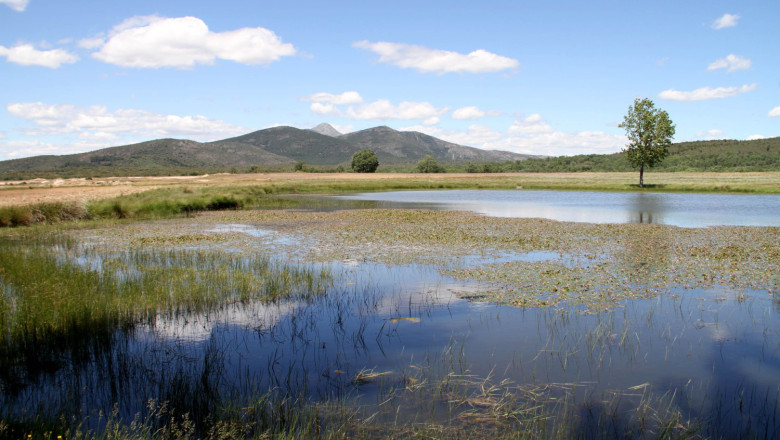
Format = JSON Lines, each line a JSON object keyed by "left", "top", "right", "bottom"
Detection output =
{"left": 351, "top": 150, "right": 379, "bottom": 173}
{"left": 619, "top": 98, "right": 675, "bottom": 187}
{"left": 415, "top": 155, "right": 446, "bottom": 173}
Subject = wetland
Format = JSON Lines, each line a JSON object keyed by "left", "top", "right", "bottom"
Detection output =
{"left": 1, "top": 189, "right": 779, "bottom": 439}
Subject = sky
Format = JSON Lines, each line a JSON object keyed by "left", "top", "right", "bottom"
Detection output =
{"left": 1, "top": 0, "right": 778, "bottom": 161}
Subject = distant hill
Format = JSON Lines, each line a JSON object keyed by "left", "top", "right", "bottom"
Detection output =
{"left": 0, "top": 125, "right": 530, "bottom": 179}
{"left": 309, "top": 123, "right": 342, "bottom": 137}
{"left": 496, "top": 137, "right": 780, "bottom": 173}
{"left": 340, "top": 126, "right": 522, "bottom": 165}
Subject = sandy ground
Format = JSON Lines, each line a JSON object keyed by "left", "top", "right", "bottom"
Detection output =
{"left": 0, "top": 173, "right": 442, "bottom": 207}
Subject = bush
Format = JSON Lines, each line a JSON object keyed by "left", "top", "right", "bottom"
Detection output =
{"left": 351, "top": 150, "right": 379, "bottom": 173}
{"left": 415, "top": 155, "right": 446, "bottom": 173}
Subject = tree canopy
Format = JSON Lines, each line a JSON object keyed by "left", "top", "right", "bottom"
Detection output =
{"left": 619, "top": 98, "right": 675, "bottom": 187}
{"left": 351, "top": 149, "right": 379, "bottom": 173}
{"left": 415, "top": 155, "right": 446, "bottom": 173}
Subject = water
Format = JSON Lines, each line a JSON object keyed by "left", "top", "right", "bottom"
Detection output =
{"left": 2, "top": 193, "right": 779, "bottom": 437}
{"left": 336, "top": 190, "right": 780, "bottom": 227}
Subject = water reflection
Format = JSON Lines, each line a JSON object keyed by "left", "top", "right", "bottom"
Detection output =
{"left": 334, "top": 190, "right": 780, "bottom": 227}
{"left": 3, "top": 210, "right": 780, "bottom": 437}
{"left": 628, "top": 192, "right": 663, "bottom": 224}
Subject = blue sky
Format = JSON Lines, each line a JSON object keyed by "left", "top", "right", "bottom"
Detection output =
{"left": 1, "top": 0, "right": 777, "bottom": 160}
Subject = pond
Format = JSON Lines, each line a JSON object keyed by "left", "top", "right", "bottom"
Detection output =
{"left": 1, "top": 197, "right": 779, "bottom": 438}
{"left": 335, "top": 189, "right": 780, "bottom": 227}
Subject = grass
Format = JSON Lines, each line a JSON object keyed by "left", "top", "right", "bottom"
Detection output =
{"left": 1, "top": 172, "right": 779, "bottom": 228}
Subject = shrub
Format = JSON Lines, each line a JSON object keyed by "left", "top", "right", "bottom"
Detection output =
{"left": 415, "top": 155, "right": 446, "bottom": 173}
{"left": 351, "top": 150, "right": 379, "bottom": 173}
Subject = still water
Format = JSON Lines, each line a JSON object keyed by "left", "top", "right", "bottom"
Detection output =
{"left": 336, "top": 190, "right": 780, "bottom": 227}
{"left": 2, "top": 191, "right": 779, "bottom": 437}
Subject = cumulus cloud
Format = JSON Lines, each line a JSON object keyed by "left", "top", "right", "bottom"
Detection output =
{"left": 769, "top": 107, "right": 780, "bottom": 118}
{"left": 707, "top": 54, "right": 751, "bottom": 72}
{"left": 90, "top": 16, "right": 296, "bottom": 68}
{"left": 303, "top": 91, "right": 447, "bottom": 123}
{"left": 746, "top": 134, "right": 765, "bottom": 140}
{"left": 0, "top": 139, "right": 108, "bottom": 159}
{"left": 404, "top": 115, "right": 625, "bottom": 156}
{"left": 0, "top": 43, "right": 78, "bottom": 68}
{"left": 309, "top": 102, "right": 339, "bottom": 116}
{"left": 711, "top": 13, "right": 739, "bottom": 30}
{"left": 6, "top": 102, "right": 248, "bottom": 141}
{"left": 353, "top": 40, "right": 519, "bottom": 74}
{"left": 508, "top": 114, "right": 553, "bottom": 134}
{"left": 346, "top": 100, "right": 448, "bottom": 121}
{"left": 658, "top": 83, "right": 757, "bottom": 101}
{"left": 0, "top": 0, "right": 28, "bottom": 12}
{"left": 302, "top": 91, "right": 363, "bottom": 105}
{"left": 451, "top": 106, "right": 500, "bottom": 120}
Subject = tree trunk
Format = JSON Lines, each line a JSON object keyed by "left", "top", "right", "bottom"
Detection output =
{"left": 639, "top": 163, "right": 644, "bottom": 188}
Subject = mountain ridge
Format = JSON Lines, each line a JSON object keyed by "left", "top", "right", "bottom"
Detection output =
{"left": 0, "top": 125, "right": 531, "bottom": 178}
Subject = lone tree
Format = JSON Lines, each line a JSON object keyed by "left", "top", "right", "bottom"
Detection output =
{"left": 351, "top": 149, "right": 379, "bottom": 173}
{"left": 619, "top": 98, "right": 675, "bottom": 187}
{"left": 415, "top": 155, "right": 446, "bottom": 173}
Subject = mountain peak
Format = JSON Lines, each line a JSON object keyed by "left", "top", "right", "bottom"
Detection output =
{"left": 310, "top": 123, "right": 342, "bottom": 137}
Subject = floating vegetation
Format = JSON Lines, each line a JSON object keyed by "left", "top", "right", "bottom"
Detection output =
{"left": 388, "top": 317, "right": 421, "bottom": 323}
{"left": 190, "top": 209, "right": 779, "bottom": 312}
{"left": 352, "top": 369, "right": 393, "bottom": 385}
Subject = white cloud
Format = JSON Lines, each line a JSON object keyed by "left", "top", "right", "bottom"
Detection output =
{"left": 0, "top": 43, "right": 78, "bottom": 68}
{"left": 353, "top": 40, "right": 519, "bottom": 74}
{"left": 303, "top": 91, "right": 447, "bottom": 123}
{"left": 769, "top": 107, "right": 780, "bottom": 118}
{"left": 746, "top": 134, "right": 765, "bottom": 141}
{"left": 77, "top": 37, "right": 105, "bottom": 50}
{"left": 658, "top": 83, "right": 757, "bottom": 101}
{"left": 403, "top": 115, "right": 625, "bottom": 156}
{"left": 309, "top": 102, "right": 340, "bottom": 116}
{"left": 0, "top": 0, "right": 28, "bottom": 12}
{"left": 302, "top": 91, "right": 363, "bottom": 105}
{"left": 330, "top": 123, "right": 353, "bottom": 134}
{"left": 1, "top": 139, "right": 110, "bottom": 160}
{"left": 91, "top": 16, "right": 296, "bottom": 68}
{"left": 696, "top": 129, "right": 724, "bottom": 140}
{"left": 452, "top": 106, "right": 486, "bottom": 120}
{"left": 711, "top": 13, "right": 739, "bottom": 30}
{"left": 6, "top": 102, "right": 248, "bottom": 141}
{"left": 707, "top": 54, "right": 751, "bottom": 72}
{"left": 508, "top": 114, "right": 553, "bottom": 134}
{"left": 345, "top": 100, "right": 448, "bottom": 121}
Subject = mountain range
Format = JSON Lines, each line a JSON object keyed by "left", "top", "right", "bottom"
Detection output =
{"left": 0, "top": 124, "right": 532, "bottom": 178}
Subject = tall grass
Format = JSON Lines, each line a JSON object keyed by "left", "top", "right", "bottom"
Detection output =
{"left": 0, "top": 201, "right": 89, "bottom": 227}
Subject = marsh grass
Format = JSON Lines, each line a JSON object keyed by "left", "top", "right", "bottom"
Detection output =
{"left": 0, "top": 229, "right": 331, "bottom": 432}
{"left": 0, "top": 201, "right": 89, "bottom": 227}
